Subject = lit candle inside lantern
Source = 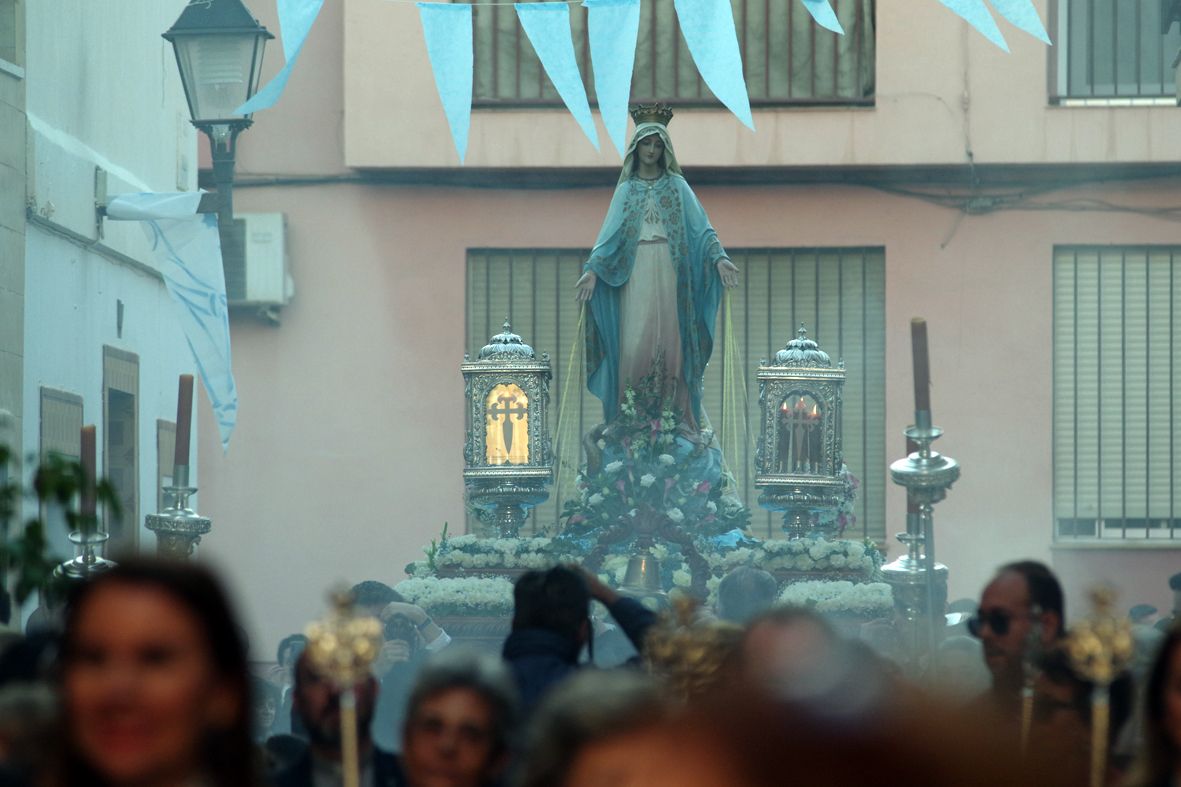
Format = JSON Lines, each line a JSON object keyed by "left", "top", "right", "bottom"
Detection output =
{"left": 911, "top": 318, "right": 931, "bottom": 415}
{"left": 81, "top": 424, "right": 96, "bottom": 518}
{"left": 174, "top": 374, "right": 194, "bottom": 468}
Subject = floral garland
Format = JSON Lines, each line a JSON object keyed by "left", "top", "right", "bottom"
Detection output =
{"left": 393, "top": 576, "right": 515, "bottom": 618}
{"left": 777, "top": 580, "right": 894, "bottom": 617}
{"left": 713, "top": 537, "right": 882, "bottom": 577}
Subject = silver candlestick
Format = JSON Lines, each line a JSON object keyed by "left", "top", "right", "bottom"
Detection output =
{"left": 882, "top": 412, "right": 959, "bottom": 676}
{"left": 145, "top": 464, "right": 212, "bottom": 559}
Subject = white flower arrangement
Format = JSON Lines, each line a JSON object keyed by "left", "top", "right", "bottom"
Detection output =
{"left": 393, "top": 576, "right": 515, "bottom": 617}
{"left": 431, "top": 535, "right": 575, "bottom": 571}
{"left": 657, "top": 454, "right": 676, "bottom": 466}
{"left": 777, "top": 580, "right": 893, "bottom": 617}
{"left": 712, "top": 538, "right": 881, "bottom": 578}
{"left": 666, "top": 507, "right": 684, "bottom": 524}
{"left": 640, "top": 474, "right": 656, "bottom": 488}
{"left": 605, "top": 460, "right": 624, "bottom": 474}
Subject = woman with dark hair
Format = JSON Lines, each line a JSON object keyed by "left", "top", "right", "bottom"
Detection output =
{"left": 1126, "top": 625, "right": 1181, "bottom": 787}
{"left": 47, "top": 559, "right": 263, "bottom": 787}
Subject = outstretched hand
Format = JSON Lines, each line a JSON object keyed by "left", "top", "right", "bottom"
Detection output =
{"left": 575, "top": 271, "right": 597, "bottom": 302}
{"left": 717, "top": 258, "right": 740, "bottom": 288}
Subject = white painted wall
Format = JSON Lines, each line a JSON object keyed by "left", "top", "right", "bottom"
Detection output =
{"left": 20, "top": 0, "right": 202, "bottom": 561}
{"left": 22, "top": 230, "right": 194, "bottom": 558}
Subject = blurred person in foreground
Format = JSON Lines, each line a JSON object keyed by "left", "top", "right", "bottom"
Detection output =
{"left": 502, "top": 566, "right": 655, "bottom": 715}
{"left": 643, "top": 597, "right": 743, "bottom": 703}
{"left": 400, "top": 650, "right": 518, "bottom": 787}
{"left": 1124, "top": 624, "right": 1181, "bottom": 787}
{"left": 969, "top": 561, "right": 1065, "bottom": 722}
{"left": 515, "top": 669, "right": 669, "bottom": 787}
{"left": 273, "top": 651, "right": 399, "bottom": 787}
{"left": 714, "top": 567, "right": 777, "bottom": 625}
{"left": 1028, "top": 645, "right": 1134, "bottom": 785}
{"left": 47, "top": 559, "right": 263, "bottom": 787}
{"left": 268, "top": 633, "right": 308, "bottom": 736}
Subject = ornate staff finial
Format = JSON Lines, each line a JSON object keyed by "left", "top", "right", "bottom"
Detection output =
{"left": 1065, "top": 586, "right": 1134, "bottom": 787}
{"left": 304, "top": 589, "right": 383, "bottom": 787}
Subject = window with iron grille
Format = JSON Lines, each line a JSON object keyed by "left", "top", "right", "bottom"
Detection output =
{"left": 1052, "top": 0, "right": 1181, "bottom": 101}
{"left": 465, "top": 247, "right": 886, "bottom": 541}
{"left": 1053, "top": 247, "right": 1181, "bottom": 542}
{"left": 471, "top": 0, "right": 874, "bottom": 106}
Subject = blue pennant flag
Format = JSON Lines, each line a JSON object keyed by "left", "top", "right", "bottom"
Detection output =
{"left": 105, "top": 193, "right": 238, "bottom": 451}
{"left": 515, "top": 3, "right": 600, "bottom": 149}
{"left": 584, "top": 0, "right": 640, "bottom": 158}
{"left": 581, "top": 0, "right": 637, "bottom": 157}
{"left": 938, "top": 0, "right": 1009, "bottom": 51}
{"left": 985, "top": 0, "right": 1051, "bottom": 43}
{"left": 801, "top": 0, "right": 844, "bottom": 34}
{"left": 418, "top": 3, "right": 474, "bottom": 162}
{"left": 236, "top": 0, "right": 325, "bottom": 115}
{"left": 673, "top": 0, "right": 754, "bottom": 129}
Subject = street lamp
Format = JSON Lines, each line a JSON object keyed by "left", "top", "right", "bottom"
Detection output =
{"left": 163, "top": 0, "right": 273, "bottom": 246}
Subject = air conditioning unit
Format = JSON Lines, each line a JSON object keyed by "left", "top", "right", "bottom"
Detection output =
{"left": 224, "top": 213, "right": 294, "bottom": 316}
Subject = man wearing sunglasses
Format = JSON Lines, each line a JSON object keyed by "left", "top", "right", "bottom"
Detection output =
{"left": 969, "top": 561, "right": 1065, "bottom": 717}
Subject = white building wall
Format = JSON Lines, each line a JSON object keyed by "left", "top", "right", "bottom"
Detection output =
{"left": 20, "top": 0, "right": 200, "bottom": 557}
{"left": 22, "top": 230, "right": 194, "bottom": 557}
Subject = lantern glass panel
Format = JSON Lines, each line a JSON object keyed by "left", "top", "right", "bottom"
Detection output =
{"left": 776, "top": 393, "right": 824, "bottom": 474}
{"left": 172, "top": 32, "right": 265, "bottom": 121}
{"left": 485, "top": 384, "right": 530, "bottom": 465}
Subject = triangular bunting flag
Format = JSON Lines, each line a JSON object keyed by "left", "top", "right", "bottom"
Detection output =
{"left": 938, "top": 0, "right": 1009, "bottom": 51}
{"left": 583, "top": 0, "right": 641, "bottom": 157}
{"left": 673, "top": 0, "right": 755, "bottom": 129}
{"left": 417, "top": 3, "right": 474, "bottom": 162}
{"left": 985, "top": 0, "right": 1051, "bottom": 44}
{"left": 515, "top": 3, "right": 600, "bottom": 149}
{"left": 801, "top": 0, "right": 844, "bottom": 34}
{"left": 236, "top": 0, "right": 325, "bottom": 115}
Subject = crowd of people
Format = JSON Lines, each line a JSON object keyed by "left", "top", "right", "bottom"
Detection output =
{"left": 0, "top": 558, "right": 1176, "bottom": 786}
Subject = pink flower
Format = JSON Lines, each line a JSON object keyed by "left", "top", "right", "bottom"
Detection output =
{"left": 568, "top": 515, "right": 586, "bottom": 525}
{"left": 665, "top": 478, "right": 676, "bottom": 492}
{"left": 696, "top": 480, "right": 712, "bottom": 493}
{"left": 615, "top": 479, "right": 626, "bottom": 492}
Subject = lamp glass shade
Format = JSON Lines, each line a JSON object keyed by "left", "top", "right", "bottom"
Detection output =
{"left": 485, "top": 384, "right": 530, "bottom": 466}
{"left": 171, "top": 31, "right": 267, "bottom": 123}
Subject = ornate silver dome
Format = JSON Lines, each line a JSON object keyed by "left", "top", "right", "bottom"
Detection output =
{"left": 773, "top": 324, "right": 833, "bottom": 368}
{"left": 478, "top": 319, "right": 536, "bottom": 360}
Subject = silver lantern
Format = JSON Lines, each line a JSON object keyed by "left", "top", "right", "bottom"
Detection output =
{"left": 755, "top": 325, "right": 846, "bottom": 539}
{"left": 461, "top": 320, "right": 553, "bottom": 537}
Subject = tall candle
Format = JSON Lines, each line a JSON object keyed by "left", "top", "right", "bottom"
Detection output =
{"left": 910, "top": 318, "right": 931, "bottom": 414}
{"left": 174, "top": 374, "right": 194, "bottom": 467}
{"left": 81, "top": 424, "right": 96, "bottom": 517}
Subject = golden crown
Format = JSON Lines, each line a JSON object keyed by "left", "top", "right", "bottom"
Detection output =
{"left": 630, "top": 102, "right": 674, "bottom": 127}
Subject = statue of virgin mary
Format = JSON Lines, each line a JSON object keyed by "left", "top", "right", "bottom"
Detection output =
{"left": 576, "top": 104, "right": 739, "bottom": 433}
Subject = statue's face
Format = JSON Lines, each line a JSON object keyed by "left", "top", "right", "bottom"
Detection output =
{"left": 637, "top": 134, "right": 665, "bottom": 169}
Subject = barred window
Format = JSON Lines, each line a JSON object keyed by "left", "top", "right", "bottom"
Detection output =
{"left": 472, "top": 0, "right": 874, "bottom": 106}
{"left": 465, "top": 247, "right": 886, "bottom": 541}
{"left": 1053, "top": 0, "right": 1181, "bottom": 101}
{"left": 1053, "top": 247, "right": 1181, "bottom": 541}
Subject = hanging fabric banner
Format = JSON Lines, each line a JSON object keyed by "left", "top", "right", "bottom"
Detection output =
{"left": 236, "top": 0, "right": 326, "bottom": 115}
{"left": 938, "top": 0, "right": 1009, "bottom": 51}
{"left": 800, "top": 0, "right": 844, "bottom": 34}
{"left": 515, "top": 3, "right": 600, "bottom": 149}
{"left": 673, "top": 0, "right": 754, "bottom": 129}
{"left": 418, "top": 3, "right": 474, "bottom": 162}
{"left": 583, "top": 0, "right": 640, "bottom": 158}
{"left": 106, "top": 192, "right": 238, "bottom": 451}
{"left": 985, "top": 0, "right": 1051, "bottom": 43}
